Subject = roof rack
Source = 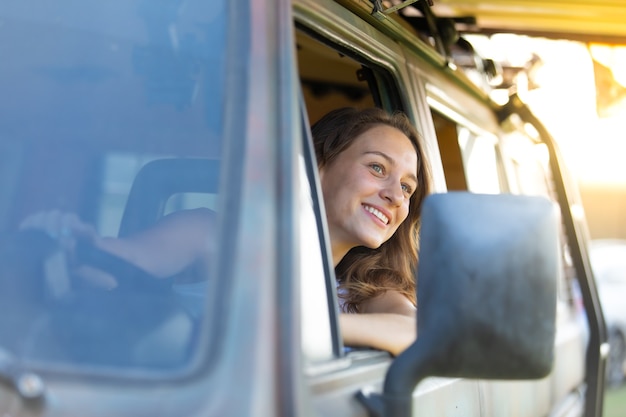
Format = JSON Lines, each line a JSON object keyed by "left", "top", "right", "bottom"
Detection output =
{"left": 371, "top": 0, "right": 427, "bottom": 17}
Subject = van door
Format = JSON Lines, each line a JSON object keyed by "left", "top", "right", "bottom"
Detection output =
{"left": 498, "top": 112, "right": 590, "bottom": 417}
{"left": 422, "top": 94, "right": 587, "bottom": 417}
{"left": 0, "top": 1, "right": 307, "bottom": 416}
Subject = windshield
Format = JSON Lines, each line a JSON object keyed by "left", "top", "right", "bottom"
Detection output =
{"left": 0, "top": 0, "right": 227, "bottom": 373}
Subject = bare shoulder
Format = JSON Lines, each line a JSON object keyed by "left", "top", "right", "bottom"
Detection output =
{"left": 359, "top": 290, "right": 416, "bottom": 317}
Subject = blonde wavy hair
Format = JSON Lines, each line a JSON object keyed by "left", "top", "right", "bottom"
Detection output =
{"left": 311, "top": 107, "right": 432, "bottom": 313}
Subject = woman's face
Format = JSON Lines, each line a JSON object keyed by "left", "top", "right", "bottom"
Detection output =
{"left": 319, "top": 125, "right": 418, "bottom": 258}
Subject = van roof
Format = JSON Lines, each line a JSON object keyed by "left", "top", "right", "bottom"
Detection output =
{"left": 430, "top": 0, "right": 626, "bottom": 44}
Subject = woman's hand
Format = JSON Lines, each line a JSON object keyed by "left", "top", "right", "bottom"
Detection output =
{"left": 19, "top": 210, "right": 98, "bottom": 251}
{"left": 19, "top": 210, "right": 118, "bottom": 289}
{"left": 340, "top": 290, "right": 417, "bottom": 356}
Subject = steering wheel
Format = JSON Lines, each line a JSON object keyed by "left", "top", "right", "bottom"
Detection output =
{"left": 1, "top": 230, "right": 171, "bottom": 296}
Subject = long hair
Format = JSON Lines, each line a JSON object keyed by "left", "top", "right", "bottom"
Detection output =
{"left": 311, "top": 107, "right": 432, "bottom": 313}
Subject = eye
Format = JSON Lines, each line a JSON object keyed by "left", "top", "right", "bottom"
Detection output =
{"left": 401, "top": 183, "right": 413, "bottom": 195}
{"left": 370, "top": 163, "right": 384, "bottom": 175}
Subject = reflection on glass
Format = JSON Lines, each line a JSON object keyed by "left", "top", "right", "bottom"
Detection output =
{"left": 0, "top": 0, "right": 228, "bottom": 374}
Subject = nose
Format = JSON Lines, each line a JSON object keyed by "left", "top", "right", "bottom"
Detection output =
{"left": 381, "top": 179, "right": 404, "bottom": 206}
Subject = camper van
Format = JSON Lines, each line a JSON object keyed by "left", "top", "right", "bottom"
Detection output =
{"left": 0, "top": 0, "right": 606, "bottom": 416}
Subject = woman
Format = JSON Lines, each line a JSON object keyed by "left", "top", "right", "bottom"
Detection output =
{"left": 312, "top": 107, "right": 431, "bottom": 355}
{"left": 20, "top": 107, "right": 431, "bottom": 356}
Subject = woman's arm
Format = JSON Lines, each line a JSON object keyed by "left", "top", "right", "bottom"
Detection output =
{"left": 339, "top": 290, "right": 416, "bottom": 356}
{"left": 20, "top": 208, "right": 216, "bottom": 279}
{"left": 97, "top": 208, "right": 215, "bottom": 278}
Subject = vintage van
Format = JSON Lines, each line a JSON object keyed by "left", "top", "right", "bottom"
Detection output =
{"left": 0, "top": 0, "right": 607, "bottom": 416}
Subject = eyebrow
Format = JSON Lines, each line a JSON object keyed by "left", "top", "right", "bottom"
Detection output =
{"left": 364, "top": 150, "right": 418, "bottom": 184}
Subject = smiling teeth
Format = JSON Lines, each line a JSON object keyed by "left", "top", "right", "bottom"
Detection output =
{"left": 364, "top": 205, "right": 389, "bottom": 225}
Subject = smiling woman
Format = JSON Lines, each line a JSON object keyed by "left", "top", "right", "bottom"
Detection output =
{"left": 312, "top": 108, "right": 432, "bottom": 331}
{"left": 317, "top": 125, "right": 418, "bottom": 262}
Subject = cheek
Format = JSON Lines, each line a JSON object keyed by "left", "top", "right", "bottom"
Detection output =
{"left": 399, "top": 201, "right": 411, "bottom": 222}
{"left": 319, "top": 173, "right": 338, "bottom": 202}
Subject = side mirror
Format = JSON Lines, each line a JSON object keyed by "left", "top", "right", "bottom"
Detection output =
{"left": 358, "top": 192, "right": 559, "bottom": 417}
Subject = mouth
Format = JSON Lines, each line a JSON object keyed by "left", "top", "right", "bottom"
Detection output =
{"left": 363, "top": 204, "right": 389, "bottom": 225}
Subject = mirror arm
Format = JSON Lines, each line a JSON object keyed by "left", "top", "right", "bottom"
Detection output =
{"left": 356, "top": 339, "right": 435, "bottom": 417}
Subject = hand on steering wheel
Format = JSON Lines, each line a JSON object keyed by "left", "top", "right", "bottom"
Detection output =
{"left": 19, "top": 211, "right": 170, "bottom": 294}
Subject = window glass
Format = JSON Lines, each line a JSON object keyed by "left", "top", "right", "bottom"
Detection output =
{"left": 299, "top": 155, "right": 334, "bottom": 362}
{"left": 0, "top": 0, "right": 228, "bottom": 373}
{"left": 431, "top": 109, "right": 503, "bottom": 193}
{"left": 502, "top": 129, "right": 577, "bottom": 308}
{"left": 458, "top": 127, "right": 502, "bottom": 194}
{"left": 503, "top": 131, "right": 552, "bottom": 197}
{"left": 98, "top": 153, "right": 162, "bottom": 236}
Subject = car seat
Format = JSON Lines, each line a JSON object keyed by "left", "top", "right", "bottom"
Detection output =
{"left": 118, "top": 158, "right": 220, "bottom": 238}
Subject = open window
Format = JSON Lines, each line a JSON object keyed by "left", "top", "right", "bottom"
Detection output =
{"left": 297, "top": 28, "right": 404, "bottom": 124}
{"left": 295, "top": 27, "right": 410, "bottom": 364}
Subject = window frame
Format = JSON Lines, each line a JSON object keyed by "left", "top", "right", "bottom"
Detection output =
{"left": 294, "top": 12, "right": 415, "bottom": 372}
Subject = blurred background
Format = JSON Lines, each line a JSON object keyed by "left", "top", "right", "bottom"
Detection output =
{"left": 464, "top": 35, "right": 626, "bottom": 241}
{"left": 420, "top": 1, "right": 626, "bottom": 243}
{"left": 465, "top": 34, "right": 626, "bottom": 416}
{"left": 397, "top": 0, "right": 626, "bottom": 405}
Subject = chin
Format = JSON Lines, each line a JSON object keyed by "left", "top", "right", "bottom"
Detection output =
{"left": 360, "top": 238, "right": 384, "bottom": 250}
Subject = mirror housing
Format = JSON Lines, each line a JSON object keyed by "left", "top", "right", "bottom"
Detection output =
{"left": 358, "top": 192, "right": 559, "bottom": 417}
